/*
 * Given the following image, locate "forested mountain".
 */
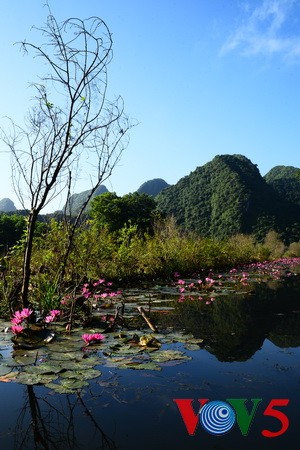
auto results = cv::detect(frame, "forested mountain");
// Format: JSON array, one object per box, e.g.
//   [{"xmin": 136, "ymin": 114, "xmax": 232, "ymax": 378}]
[
  {"xmin": 155, "ymin": 154, "xmax": 300, "ymax": 243},
  {"xmin": 264, "ymin": 166, "xmax": 300, "ymax": 206},
  {"xmin": 0, "ymin": 198, "xmax": 17, "ymax": 212},
  {"xmin": 64, "ymin": 185, "xmax": 108, "ymax": 216},
  {"xmin": 137, "ymin": 178, "xmax": 170, "ymax": 196}
]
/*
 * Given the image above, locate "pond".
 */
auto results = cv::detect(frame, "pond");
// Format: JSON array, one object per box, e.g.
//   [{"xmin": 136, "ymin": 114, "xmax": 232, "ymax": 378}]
[{"xmin": 1, "ymin": 262, "xmax": 300, "ymax": 449}]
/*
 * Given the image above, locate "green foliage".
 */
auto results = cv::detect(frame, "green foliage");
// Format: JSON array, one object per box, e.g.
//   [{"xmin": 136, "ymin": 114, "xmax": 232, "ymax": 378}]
[
  {"xmin": 0, "ymin": 214, "xmax": 26, "ymax": 252},
  {"xmin": 156, "ymin": 154, "xmax": 300, "ymax": 244},
  {"xmin": 263, "ymin": 231, "xmax": 286, "ymax": 259},
  {"xmin": 90, "ymin": 192, "xmax": 157, "ymax": 233},
  {"xmin": 264, "ymin": 165, "xmax": 300, "ymax": 202}
]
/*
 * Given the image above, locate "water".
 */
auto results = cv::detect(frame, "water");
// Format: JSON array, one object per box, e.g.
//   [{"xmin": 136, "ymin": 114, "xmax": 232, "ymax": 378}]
[{"xmin": 1, "ymin": 276, "xmax": 300, "ymax": 449}]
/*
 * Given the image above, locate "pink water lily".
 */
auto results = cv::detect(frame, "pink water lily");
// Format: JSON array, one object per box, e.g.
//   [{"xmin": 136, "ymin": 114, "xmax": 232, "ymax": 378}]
[
  {"xmin": 11, "ymin": 325, "xmax": 24, "ymax": 334},
  {"xmin": 20, "ymin": 308, "xmax": 33, "ymax": 319},
  {"xmin": 82, "ymin": 333, "xmax": 105, "ymax": 345},
  {"xmin": 45, "ymin": 315, "xmax": 54, "ymax": 323}
]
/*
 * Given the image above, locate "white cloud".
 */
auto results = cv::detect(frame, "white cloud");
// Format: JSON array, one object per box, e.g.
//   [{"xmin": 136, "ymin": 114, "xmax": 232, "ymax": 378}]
[{"xmin": 221, "ymin": 0, "xmax": 300, "ymax": 60}]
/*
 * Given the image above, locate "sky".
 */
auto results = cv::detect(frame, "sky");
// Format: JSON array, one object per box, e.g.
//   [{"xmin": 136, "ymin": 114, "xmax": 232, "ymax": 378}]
[{"xmin": 1, "ymin": 0, "xmax": 300, "ymax": 213}]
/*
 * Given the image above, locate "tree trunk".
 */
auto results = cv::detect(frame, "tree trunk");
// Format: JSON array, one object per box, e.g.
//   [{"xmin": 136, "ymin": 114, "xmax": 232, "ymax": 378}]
[{"xmin": 21, "ymin": 210, "xmax": 38, "ymax": 308}]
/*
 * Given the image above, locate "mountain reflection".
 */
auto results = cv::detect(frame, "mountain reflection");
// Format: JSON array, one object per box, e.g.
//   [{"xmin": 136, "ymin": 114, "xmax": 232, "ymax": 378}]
[{"xmin": 171, "ymin": 276, "xmax": 300, "ymax": 362}]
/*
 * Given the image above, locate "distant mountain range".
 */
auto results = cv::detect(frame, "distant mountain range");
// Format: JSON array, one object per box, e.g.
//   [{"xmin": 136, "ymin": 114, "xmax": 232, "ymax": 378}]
[{"xmin": 1, "ymin": 154, "xmax": 300, "ymax": 243}]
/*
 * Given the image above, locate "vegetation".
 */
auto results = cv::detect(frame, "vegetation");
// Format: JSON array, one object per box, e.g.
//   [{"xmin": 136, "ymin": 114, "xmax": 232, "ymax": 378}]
[
  {"xmin": 90, "ymin": 191, "xmax": 157, "ymax": 233},
  {"xmin": 1, "ymin": 208, "xmax": 300, "ymax": 316},
  {"xmin": 155, "ymin": 154, "xmax": 300, "ymax": 243}
]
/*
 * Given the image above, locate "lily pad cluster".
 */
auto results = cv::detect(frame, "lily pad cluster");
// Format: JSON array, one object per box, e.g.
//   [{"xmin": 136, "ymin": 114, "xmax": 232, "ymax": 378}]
[{"xmin": 0, "ymin": 321, "xmax": 204, "ymax": 393}]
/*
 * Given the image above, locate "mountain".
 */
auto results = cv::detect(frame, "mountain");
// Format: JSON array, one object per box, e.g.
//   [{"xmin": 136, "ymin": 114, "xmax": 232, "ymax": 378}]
[
  {"xmin": 155, "ymin": 154, "xmax": 300, "ymax": 243},
  {"xmin": 0, "ymin": 198, "xmax": 17, "ymax": 212},
  {"xmin": 137, "ymin": 178, "xmax": 170, "ymax": 196},
  {"xmin": 64, "ymin": 185, "xmax": 108, "ymax": 216},
  {"xmin": 264, "ymin": 166, "xmax": 300, "ymax": 207}
]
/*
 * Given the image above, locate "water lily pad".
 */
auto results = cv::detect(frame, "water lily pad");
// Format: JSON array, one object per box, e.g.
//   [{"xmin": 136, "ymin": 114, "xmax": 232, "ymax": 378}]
[
  {"xmin": 24, "ymin": 363, "xmax": 63, "ymax": 375},
  {"xmin": 60, "ymin": 368, "xmax": 101, "ymax": 380},
  {"xmin": 49, "ymin": 342, "xmax": 82, "ymax": 352},
  {"xmin": 16, "ymin": 372, "xmax": 58, "ymax": 385},
  {"xmin": 0, "ymin": 365, "xmax": 14, "ymax": 376},
  {"xmin": 110, "ymin": 344, "xmax": 144, "ymax": 356},
  {"xmin": 45, "ymin": 380, "xmax": 87, "ymax": 394},
  {"xmin": 119, "ymin": 361, "xmax": 161, "ymax": 371},
  {"xmin": 151, "ymin": 350, "xmax": 191, "ymax": 363},
  {"xmin": 56, "ymin": 360, "xmax": 97, "ymax": 371},
  {"xmin": 52, "ymin": 378, "xmax": 89, "ymax": 392},
  {"xmin": 10, "ymin": 349, "xmax": 45, "ymax": 366},
  {"xmin": 184, "ymin": 343, "xmax": 202, "ymax": 351},
  {"xmin": 49, "ymin": 351, "xmax": 84, "ymax": 361}
]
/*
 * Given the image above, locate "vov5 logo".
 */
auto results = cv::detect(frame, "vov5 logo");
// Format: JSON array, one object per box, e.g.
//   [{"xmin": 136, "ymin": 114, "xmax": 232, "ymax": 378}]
[{"xmin": 173, "ymin": 398, "xmax": 290, "ymax": 437}]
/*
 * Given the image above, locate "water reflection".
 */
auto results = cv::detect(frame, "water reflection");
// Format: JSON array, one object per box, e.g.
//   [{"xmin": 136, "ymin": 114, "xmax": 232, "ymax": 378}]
[
  {"xmin": 172, "ymin": 276, "xmax": 300, "ymax": 361},
  {"xmin": 1, "ymin": 277, "xmax": 300, "ymax": 450},
  {"xmin": 11, "ymin": 385, "xmax": 117, "ymax": 450}
]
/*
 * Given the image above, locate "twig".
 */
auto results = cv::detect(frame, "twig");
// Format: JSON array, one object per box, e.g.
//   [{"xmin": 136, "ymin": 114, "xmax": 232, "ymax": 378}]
[{"xmin": 137, "ymin": 306, "xmax": 158, "ymax": 332}]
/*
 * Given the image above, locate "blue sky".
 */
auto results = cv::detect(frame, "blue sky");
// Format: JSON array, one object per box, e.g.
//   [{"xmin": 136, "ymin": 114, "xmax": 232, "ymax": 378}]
[{"xmin": 1, "ymin": 0, "xmax": 300, "ymax": 212}]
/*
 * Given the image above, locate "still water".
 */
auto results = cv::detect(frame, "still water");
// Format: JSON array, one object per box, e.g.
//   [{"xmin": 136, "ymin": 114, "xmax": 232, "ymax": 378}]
[{"xmin": 1, "ymin": 277, "xmax": 300, "ymax": 450}]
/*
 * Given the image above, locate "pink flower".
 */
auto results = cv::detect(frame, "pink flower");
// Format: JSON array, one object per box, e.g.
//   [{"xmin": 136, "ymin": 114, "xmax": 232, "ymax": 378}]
[
  {"xmin": 12, "ymin": 311, "xmax": 23, "ymax": 324},
  {"xmin": 20, "ymin": 308, "xmax": 33, "ymax": 319},
  {"xmin": 109, "ymin": 292, "xmax": 117, "ymax": 297},
  {"xmin": 50, "ymin": 309, "xmax": 60, "ymax": 317},
  {"xmin": 45, "ymin": 315, "xmax": 54, "ymax": 323},
  {"xmin": 177, "ymin": 279, "xmax": 185, "ymax": 285},
  {"xmin": 11, "ymin": 325, "xmax": 24, "ymax": 334},
  {"xmin": 11, "ymin": 316, "xmax": 23, "ymax": 325},
  {"xmin": 82, "ymin": 333, "xmax": 105, "ymax": 345}
]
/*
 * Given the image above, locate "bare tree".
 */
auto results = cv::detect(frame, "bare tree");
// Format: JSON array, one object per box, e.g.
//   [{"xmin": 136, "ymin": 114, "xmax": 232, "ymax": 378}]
[{"xmin": 1, "ymin": 8, "xmax": 134, "ymax": 307}]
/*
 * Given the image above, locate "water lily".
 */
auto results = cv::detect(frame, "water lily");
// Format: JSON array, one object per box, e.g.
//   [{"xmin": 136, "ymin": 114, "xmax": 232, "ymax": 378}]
[
  {"xmin": 81, "ymin": 333, "xmax": 105, "ymax": 345},
  {"xmin": 45, "ymin": 315, "xmax": 55, "ymax": 323},
  {"xmin": 11, "ymin": 325, "xmax": 24, "ymax": 335},
  {"xmin": 20, "ymin": 308, "xmax": 33, "ymax": 319}
]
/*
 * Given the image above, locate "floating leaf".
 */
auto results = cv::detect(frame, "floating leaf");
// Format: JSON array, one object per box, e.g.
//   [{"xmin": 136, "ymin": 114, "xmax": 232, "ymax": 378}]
[
  {"xmin": 16, "ymin": 372, "xmax": 58, "ymax": 385},
  {"xmin": 25, "ymin": 363, "xmax": 63, "ymax": 375},
  {"xmin": 120, "ymin": 361, "xmax": 161, "ymax": 371},
  {"xmin": 151, "ymin": 350, "xmax": 191, "ymax": 363},
  {"xmin": 0, "ymin": 365, "xmax": 14, "ymax": 376},
  {"xmin": 45, "ymin": 381, "xmax": 85, "ymax": 394},
  {"xmin": 60, "ymin": 368, "xmax": 101, "ymax": 380},
  {"xmin": 110, "ymin": 344, "xmax": 144, "ymax": 356},
  {"xmin": 50, "ymin": 351, "xmax": 84, "ymax": 361}
]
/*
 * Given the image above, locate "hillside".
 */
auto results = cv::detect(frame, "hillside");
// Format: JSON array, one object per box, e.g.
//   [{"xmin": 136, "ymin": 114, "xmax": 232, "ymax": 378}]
[
  {"xmin": 0, "ymin": 198, "xmax": 17, "ymax": 212},
  {"xmin": 137, "ymin": 178, "xmax": 170, "ymax": 196},
  {"xmin": 264, "ymin": 166, "xmax": 300, "ymax": 207},
  {"xmin": 64, "ymin": 185, "xmax": 108, "ymax": 216},
  {"xmin": 155, "ymin": 154, "xmax": 300, "ymax": 243}
]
